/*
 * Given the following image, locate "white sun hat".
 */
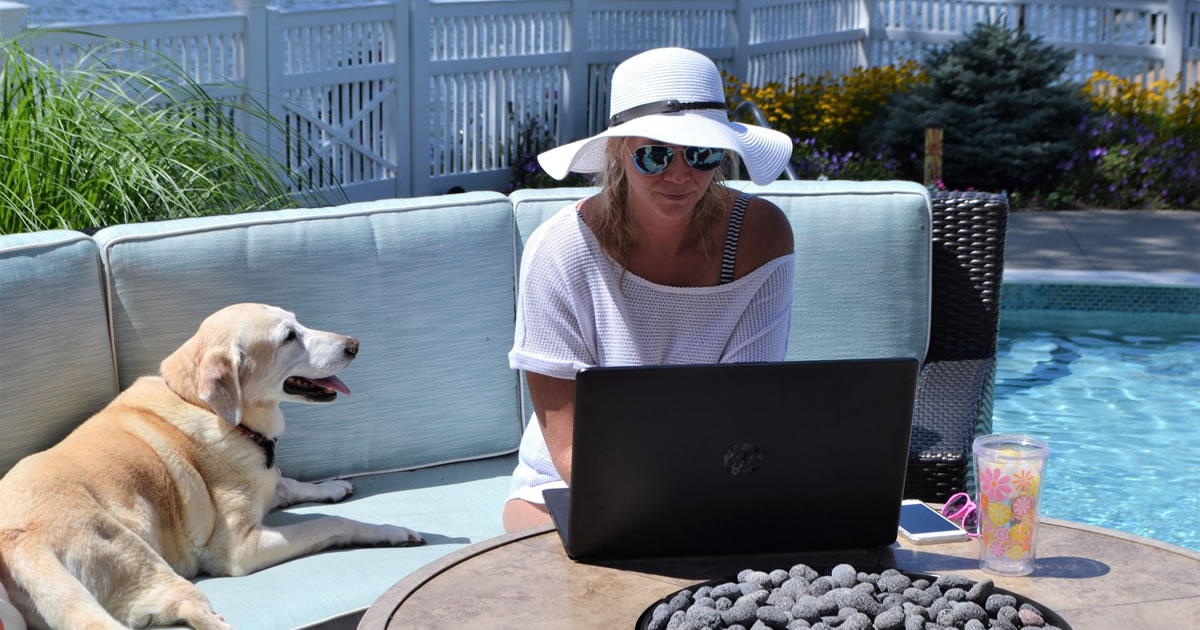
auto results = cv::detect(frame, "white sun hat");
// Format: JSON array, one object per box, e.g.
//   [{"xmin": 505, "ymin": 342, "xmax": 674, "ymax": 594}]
[{"xmin": 537, "ymin": 47, "xmax": 793, "ymax": 186}]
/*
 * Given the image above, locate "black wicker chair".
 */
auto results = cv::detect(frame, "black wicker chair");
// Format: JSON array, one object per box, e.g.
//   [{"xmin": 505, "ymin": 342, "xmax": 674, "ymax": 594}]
[{"xmin": 904, "ymin": 190, "xmax": 1010, "ymax": 502}]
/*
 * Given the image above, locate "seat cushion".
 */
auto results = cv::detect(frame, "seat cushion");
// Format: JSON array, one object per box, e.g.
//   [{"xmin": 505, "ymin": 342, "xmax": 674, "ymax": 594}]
[
  {"xmin": 192, "ymin": 454, "xmax": 515, "ymax": 630},
  {"xmin": 0, "ymin": 230, "xmax": 116, "ymax": 476},
  {"xmin": 90, "ymin": 193, "xmax": 523, "ymax": 481}
]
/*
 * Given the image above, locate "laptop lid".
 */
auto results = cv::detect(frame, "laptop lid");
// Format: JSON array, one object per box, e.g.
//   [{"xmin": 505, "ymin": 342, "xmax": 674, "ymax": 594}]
[{"xmin": 544, "ymin": 358, "xmax": 919, "ymax": 560}]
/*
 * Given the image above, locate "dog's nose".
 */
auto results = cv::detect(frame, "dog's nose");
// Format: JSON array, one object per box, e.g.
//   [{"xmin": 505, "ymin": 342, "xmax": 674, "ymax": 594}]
[{"xmin": 344, "ymin": 338, "xmax": 359, "ymax": 358}]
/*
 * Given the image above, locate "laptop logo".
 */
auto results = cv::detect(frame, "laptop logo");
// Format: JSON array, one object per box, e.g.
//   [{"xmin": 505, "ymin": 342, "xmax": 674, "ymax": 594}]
[{"xmin": 723, "ymin": 443, "xmax": 763, "ymax": 476}]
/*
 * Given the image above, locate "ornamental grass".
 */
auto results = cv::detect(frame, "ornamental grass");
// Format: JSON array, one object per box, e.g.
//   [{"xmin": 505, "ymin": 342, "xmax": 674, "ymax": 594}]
[{"xmin": 0, "ymin": 32, "xmax": 335, "ymax": 235}]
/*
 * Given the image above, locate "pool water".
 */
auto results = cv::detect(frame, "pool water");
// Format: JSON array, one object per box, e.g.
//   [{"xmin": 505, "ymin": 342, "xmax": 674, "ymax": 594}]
[{"xmin": 992, "ymin": 310, "xmax": 1200, "ymax": 552}]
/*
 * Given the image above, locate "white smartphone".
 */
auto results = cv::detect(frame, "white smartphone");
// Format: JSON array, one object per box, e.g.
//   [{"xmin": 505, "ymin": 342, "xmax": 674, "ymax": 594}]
[{"xmin": 898, "ymin": 499, "xmax": 971, "ymax": 544}]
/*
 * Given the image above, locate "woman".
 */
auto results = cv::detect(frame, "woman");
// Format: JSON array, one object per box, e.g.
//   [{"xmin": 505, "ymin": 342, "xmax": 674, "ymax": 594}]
[{"xmin": 503, "ymin": 47, "xmax": 797, "ymax": 532}]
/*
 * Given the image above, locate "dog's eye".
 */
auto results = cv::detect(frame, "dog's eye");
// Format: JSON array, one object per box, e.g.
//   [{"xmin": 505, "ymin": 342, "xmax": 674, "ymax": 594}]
[{"xmin": 283, "ymin": 329, "xmax": 297, "ymax": 343}]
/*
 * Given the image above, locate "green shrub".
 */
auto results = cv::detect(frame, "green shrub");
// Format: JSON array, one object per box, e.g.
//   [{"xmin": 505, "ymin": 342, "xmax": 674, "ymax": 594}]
[
  {"xmin": 0, "ymin": 32, "xmax": 335, "ymax": 235},
  {"xmin": 865, "ymin": 21, "xmax": 1089, "ymax": 193}
]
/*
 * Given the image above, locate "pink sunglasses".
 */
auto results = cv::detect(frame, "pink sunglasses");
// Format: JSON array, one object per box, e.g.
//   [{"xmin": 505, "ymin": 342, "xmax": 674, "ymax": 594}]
[{"xmin": 942, "ymin": 492, "xmax": 980, "ymax": 538}]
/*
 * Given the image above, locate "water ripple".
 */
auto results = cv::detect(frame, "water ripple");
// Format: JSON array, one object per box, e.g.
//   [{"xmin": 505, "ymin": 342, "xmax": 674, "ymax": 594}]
[{"xmin": 992, "ymin": 316, "xmax": 1200, "ymax": 552}]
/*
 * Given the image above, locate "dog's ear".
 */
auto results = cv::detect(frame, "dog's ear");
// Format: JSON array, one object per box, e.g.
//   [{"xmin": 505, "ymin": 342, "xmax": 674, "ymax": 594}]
[{"xmin": 196, "ymin": 345, "xmax": 244, "ymax": 426}]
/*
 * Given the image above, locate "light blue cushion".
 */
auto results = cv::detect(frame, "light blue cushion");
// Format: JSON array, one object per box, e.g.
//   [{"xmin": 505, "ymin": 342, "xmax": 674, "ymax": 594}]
[
  {"xmin": 510, "ymin": 181, "xmax": 932, "ymax": 364},
  {"xmin": 193, "ymin": 454, "xmax": 515, "ymax": 630},
  {"xmin": 729, "ymin": 180, "xmax": 931, "ymax": 363},
  {"xmin": 0, "ymin": 231, "xmax": 116, "ymax": 476},
  {"xmin": 90, "ymin": 193, "xmax": 523, "ymax": 481},
  {"xmin": 510, "ymin": 187, "xmax": 600, "ymax": 254}
]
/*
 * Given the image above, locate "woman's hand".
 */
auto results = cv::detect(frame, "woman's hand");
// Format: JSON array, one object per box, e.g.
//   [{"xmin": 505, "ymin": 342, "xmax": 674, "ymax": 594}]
[{"xmin": 526, "ymin": 371, "xmax": 577, "ymax": 484}]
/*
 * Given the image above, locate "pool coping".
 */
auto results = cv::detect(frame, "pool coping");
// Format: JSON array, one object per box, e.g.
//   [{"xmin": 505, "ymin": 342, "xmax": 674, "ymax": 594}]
[
  {"xmin": 1043, "ymin": 516, "xmax": 1200, "ymax": 562},
  {"xmin": 1004, "ymin": 269, "xmax": 1200, "ymax": 287}
]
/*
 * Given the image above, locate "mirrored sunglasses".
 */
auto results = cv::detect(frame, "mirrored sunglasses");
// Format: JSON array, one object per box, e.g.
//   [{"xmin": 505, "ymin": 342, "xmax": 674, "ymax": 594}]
[{"xmin": 630, "ymin": 145, "xmax": 725, "ymax": 175}]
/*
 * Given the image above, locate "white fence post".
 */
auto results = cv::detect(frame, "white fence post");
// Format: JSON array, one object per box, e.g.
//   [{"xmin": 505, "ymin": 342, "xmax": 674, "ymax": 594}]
[
  {"xmin": 0, "ymin": 1, "xmax": 28, "ymax": 41},
  {"xmin": 733, "ymin": 0, "xmax": 751, "ymax": 82},
  {"xmin": 1165, "ymin": 0, "xmax": 1187, "ymax": 87},
  {"xmin": 562, "ymin": 0, "xmax": 590, "ymax": 145},
  {"xmin": 232, "ymin": 0, "xmax": 273, "ymax": 167},
  {"xmin": 860, "ymin": 0, "xmax": 876, "ymax": 68},
  {"xmin": 392, "ymin": 0, "xmax": 412, "ymax": 198},
  {"xmin": 410, "ymin": 0, "xmax": 431, "ymax": 197}
]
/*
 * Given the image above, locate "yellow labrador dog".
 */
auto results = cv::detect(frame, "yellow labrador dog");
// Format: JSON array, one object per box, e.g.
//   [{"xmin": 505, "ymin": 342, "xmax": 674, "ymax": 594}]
[{"xmin": 0, "ymin": 303, "xmax": 423, "ymax": 630}]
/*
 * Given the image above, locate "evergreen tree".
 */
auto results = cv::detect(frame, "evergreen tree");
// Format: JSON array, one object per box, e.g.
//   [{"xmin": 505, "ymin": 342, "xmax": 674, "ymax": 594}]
[{"xmin": 865, "ymin": 21, "xmax": 1088, "ymax": 193}]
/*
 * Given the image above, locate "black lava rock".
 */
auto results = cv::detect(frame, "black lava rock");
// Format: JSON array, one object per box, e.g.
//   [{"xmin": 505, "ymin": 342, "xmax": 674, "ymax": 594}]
[
  {"xmin": 832, "ymin": 564, "xmax": 858, "ymax": 588},
  {"xmin": 985, "ymin": 594, "xmax": 1018, "ymax": 615},
  {"xmin": 873, "ymin": 606, "xmax": 905, "ymax": 630},
  {"xmin": 769, "ymin": 569, "xmax": 791, "ymax": 587},
  {"xmin": 808, "ymin": 577, "xmax": 834, "ymax": 597},
  {"xmin": 755, "ymin": 605, "xmax": 791, "ymax": 629},
  {"xmin": 790, "ymin": 599, "xmax": 821, "ymax": 623},
  {"xmin": 967, "ymin": 579, "xmax": 995, "ymax": 604},
  {"xmin": 721, "ymin": 601, "xmax": 758, "ymax": 626},
  {"xmin": 878, "ymin": 572, "xmax": 912, "ymax": 594},
  {"xmin": 650, "ymin": 569, "xmax": 1062, "ymax": 630},
  {"xmin": 935, "ymin": 574, "xmax": 972, "ymax": 590}
]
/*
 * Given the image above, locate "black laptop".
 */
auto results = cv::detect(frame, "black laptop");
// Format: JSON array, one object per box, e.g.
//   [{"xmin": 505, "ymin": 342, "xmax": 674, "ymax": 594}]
[{"xmin": 542, "ymin": 358, "xmax": 920, "ymax": 560}]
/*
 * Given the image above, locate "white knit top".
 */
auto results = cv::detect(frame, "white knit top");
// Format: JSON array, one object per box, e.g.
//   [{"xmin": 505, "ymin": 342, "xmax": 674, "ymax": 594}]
[{"xmin": 507, "ymin": 201, "xmax": 795, "ymax": 503}]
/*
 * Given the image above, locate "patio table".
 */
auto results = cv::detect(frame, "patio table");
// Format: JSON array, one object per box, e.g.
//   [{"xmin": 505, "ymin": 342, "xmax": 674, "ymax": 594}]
[{"xmin": 359, "ymin": 518, "xmax": 1200, "ymax": 629}]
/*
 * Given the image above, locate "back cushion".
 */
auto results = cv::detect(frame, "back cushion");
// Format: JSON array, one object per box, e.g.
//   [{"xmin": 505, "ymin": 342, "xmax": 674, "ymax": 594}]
[
  {"xmin": 511, "ymin": 180, "xmax": 931, "ymax": 366},
  {"xmin": 0, "ymin": 231, "xmax": 116, "ymax": 476},
  {"xmin": 735, "ymin": 180, "xmax": 931, "ymax": 362},
  {"xmin": 90, "ymin": 193, "xmax": 521, "ymax": 481}
]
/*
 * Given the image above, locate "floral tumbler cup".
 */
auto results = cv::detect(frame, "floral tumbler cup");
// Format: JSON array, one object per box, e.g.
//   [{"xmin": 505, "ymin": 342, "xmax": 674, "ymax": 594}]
[{"xmin": 972, "ymin": 433, "xmax": 1049, "ymax": 576}]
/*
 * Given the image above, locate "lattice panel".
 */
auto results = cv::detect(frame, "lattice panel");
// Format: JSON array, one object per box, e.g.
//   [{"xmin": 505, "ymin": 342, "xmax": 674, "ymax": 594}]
[
  {"xmin": 281, "ymin": 79, "xmax": 398, "ymax": 191},
  {"xmin": 869, "ymin": 38, "xmax": 940, "ymax": 68},
  {"xmin": 751, "ymin": 0, "xmax": 862, "ymax": 44},
  {"xmin": 281, "ymin": 19, "xmax": 394, "ymax": 75},
  {"xmin": 430, "ymin": 12, "xmax": 570, "ymax": 59},
  {"xmin": 588, "ymin": 8, "xmax": 735, "ymax": 50},
  {"xmin": 748, "ymin": 42, "xmax": 862, "ymax": 84},
  {"xmin": 876, "ymin": 0, "xmax": 1015, "ymax": 31},
  {"xmin": 1022, "ymin": 2, "xmax": 1167, "ymax": 46},
  {"xmin": 428, "ymin": 66, "xmax": 566, "ymax": 176},
  {"xmin": 25, "ymin": 31, "xmax": 244, "ymax": 83}
]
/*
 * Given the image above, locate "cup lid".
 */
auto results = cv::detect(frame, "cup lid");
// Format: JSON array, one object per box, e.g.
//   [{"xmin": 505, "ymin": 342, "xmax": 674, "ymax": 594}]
[{"xmin": 973, "ymin": 433, "xmax": 1049, "ymax": 459}]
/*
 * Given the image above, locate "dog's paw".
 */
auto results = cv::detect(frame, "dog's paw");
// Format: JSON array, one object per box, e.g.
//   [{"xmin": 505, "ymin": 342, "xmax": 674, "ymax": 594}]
[
  {"xmin": 317, "ymin": 479, "xmax": 354, "ymax": 502},
  {"xmin": 377, "ymin": 525, "xmax": 426, "ymax": 547}
]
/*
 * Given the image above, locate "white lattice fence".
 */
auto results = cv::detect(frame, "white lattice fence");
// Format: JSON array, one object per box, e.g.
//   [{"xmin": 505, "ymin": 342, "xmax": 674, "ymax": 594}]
[
  {"xmin": 747, "ymin": 0, "xmax": 865, "ymax": 82},
  {"xmin": 414, "ymin": 1, "xmax": 571, "ymax": 192},
  {"xmin": 867, "ymin": 0, "xmax": 1180, "ymax": 88},
  {"xmin": 273, "ymin": 5, "xmax": 401, "ymax": 197},
  {"xmin": 9, "ymin": 0, "xmax": 1199, "ymax": 199}
]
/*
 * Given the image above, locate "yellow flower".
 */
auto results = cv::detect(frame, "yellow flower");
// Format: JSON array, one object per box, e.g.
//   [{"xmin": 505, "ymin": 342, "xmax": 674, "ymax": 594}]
[
  {"xmin": 1009, "ymin": 520, "xmax": 1034, "ymax": 553},
  {"xmin": 988, "ymin": 501, "xmax": 1013, "ymax": 527}
]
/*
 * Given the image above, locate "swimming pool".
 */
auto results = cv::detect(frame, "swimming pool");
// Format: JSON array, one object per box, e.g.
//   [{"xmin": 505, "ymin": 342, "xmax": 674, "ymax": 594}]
[{"xmin": 992, "ymin": 299, "xmax": 1199, "ymax": 552}]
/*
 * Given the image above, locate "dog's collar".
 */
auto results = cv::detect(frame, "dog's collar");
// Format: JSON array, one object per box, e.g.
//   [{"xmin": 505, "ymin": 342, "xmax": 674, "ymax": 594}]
[{"xmin": 234, "ymin": 424, "xmax": 278, "ymax": 469}]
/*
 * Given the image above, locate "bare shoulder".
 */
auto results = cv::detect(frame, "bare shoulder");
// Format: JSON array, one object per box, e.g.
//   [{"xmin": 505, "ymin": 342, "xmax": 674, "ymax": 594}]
[{"xmin": 734, "ymin": 194, "xmax": 794, "ymax": 278}]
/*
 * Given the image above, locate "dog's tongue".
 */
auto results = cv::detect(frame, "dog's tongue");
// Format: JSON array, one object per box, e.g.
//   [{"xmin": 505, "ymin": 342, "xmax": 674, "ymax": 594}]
[{"xmin": 311, "ymin": 376, "xmax": 350, "ymax": 395}]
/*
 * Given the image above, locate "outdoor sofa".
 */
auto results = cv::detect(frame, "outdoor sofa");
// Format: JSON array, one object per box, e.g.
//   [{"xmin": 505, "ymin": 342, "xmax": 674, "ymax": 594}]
[{"xmin": 0, "ymin": 180, "xmax": 1007, "ymax": 629}]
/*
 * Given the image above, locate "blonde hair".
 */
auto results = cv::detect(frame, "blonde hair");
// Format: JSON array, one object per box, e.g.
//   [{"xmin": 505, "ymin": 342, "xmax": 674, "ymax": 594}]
[{"xmin": 590, "ymin": 137, "xmax": 729, "ymax": 270}]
